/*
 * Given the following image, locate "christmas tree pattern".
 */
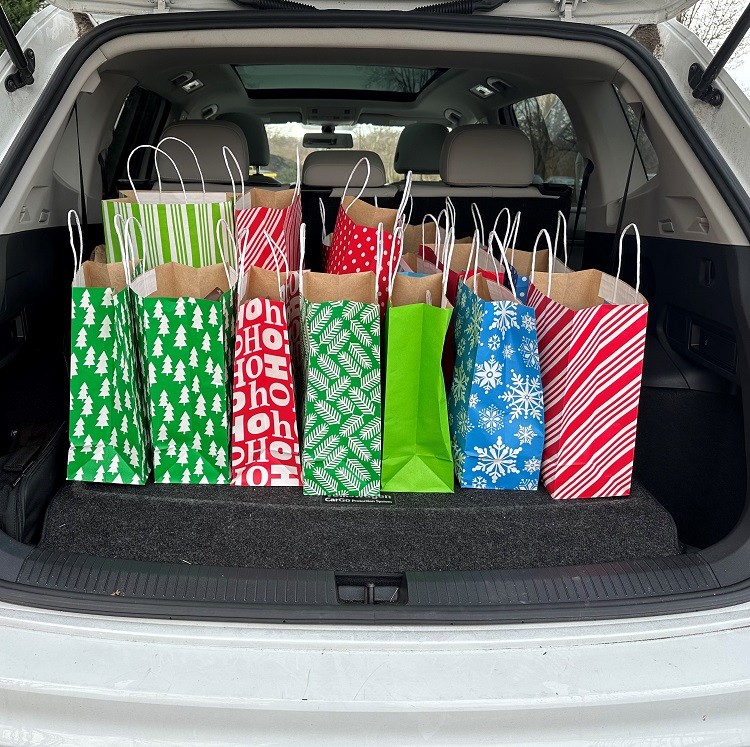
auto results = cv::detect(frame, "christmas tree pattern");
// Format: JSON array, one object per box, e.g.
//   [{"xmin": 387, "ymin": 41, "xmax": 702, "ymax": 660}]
[
  {"xmin": 67, "ymin": 284, "xmax": 150, "ymax": 483},
  {"xmin": 300, "ymin": 298, "xmax": 381, "ymax": 496},
  {"xmin": 136, "ymin": 292, "xmax": 233, "ymax": 483}
]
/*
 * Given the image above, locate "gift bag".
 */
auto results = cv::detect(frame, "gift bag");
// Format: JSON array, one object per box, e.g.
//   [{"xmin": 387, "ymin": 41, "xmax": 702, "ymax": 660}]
[
  {"xmin": 66, "ymin": 212, "xmax": 151, "ymax": 484},
  {"xmin": 130, "ymin": 220, "xmax": 237, "ymax": 484},
  {"xmin": 298, "ymin": 240, "xmax": 381, "ymax": 497},
  {"xmin": 382, "ymin": 242, "xmax": 454, "ymax": 493},
  {"xmin": 526, "ymin": 224, "xmax": 648, "ymax": 499},
  {"xmin": 327, "ymin": 158, "xmax": 412, "ymax": 314},
  {"xmin": 231, "ymin": 238, "xmax": 301, "ymax": 486},
  {"xmin": 449, "ymin": 237, "xmax": 544, "ymax": 490},
  {"xmin": 227, "ymin": 147, "xmax": 303, "ymax": 273},
  {"xmin": 102, "ymin": 140, "xmax": 235, "ymax": 268}
]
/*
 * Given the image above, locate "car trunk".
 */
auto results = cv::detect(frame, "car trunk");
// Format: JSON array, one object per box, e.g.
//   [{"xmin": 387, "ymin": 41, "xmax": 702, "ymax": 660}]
[{"xmin": 0, "ymin": 9, "xmax": 748, "ymax": 620}]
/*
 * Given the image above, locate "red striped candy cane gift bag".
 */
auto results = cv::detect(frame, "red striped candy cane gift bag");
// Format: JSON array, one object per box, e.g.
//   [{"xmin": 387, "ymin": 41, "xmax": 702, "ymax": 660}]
[{"xmin": 526, "ymin": 224, "xmax": 648, "ymax": 500}]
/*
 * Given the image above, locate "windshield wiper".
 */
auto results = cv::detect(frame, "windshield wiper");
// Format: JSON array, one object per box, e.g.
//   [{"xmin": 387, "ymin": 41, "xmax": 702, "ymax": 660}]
[{"xmin": 413, "ymin": 0, "xmax": 508, "ymax": 11}]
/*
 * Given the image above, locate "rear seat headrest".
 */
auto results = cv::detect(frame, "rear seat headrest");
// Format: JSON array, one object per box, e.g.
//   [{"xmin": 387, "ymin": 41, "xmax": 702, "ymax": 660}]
[
  {"xmin": 217, "ymin": 112, "xmax": 270, "ymax": 168},
  {"xmin": 394, "ymin": 123, "xmax": 449, "ymax": 175},
  {"xmin": 440, "ymin": 125, "xmax": 534, "ymax": 188},
  {"xmin": 156, "ymin": 120, "xmax": 250, "ymax": 185},
  {"xmin": 302, "ymin": 150, "xmax": 387, "ymax": 188}
]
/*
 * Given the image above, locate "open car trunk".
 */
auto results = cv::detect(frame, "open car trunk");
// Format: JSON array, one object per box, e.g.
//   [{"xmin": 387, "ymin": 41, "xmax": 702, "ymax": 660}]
[{"xmin": 0, "ymin": 9, "xmax": 748, "ymax": 621}]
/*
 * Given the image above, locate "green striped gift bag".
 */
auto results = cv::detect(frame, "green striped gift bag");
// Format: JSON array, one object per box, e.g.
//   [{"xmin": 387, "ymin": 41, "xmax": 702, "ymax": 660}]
[{"xmin": 102, "ymin": 141, "xmax": 235, "ymax": 269}]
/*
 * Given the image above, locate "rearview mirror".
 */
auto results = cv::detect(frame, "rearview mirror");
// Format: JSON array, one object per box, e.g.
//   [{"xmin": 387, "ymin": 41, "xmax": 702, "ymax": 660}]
[{"xmin": 302, "ymin": 132, "xmax": 354, "ymax": 149}]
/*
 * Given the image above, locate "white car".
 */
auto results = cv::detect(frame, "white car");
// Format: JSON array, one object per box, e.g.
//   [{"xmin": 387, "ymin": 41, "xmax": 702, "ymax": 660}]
[{"xmin": 1, "ymin": 1, "xmax": 750, "ymax": 743}]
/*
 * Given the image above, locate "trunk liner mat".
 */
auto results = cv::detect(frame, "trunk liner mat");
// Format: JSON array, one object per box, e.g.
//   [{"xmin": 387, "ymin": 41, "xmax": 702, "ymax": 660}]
[{"xmin": 38, "ymin": 481, "xmax": 679, "ymax": 572}]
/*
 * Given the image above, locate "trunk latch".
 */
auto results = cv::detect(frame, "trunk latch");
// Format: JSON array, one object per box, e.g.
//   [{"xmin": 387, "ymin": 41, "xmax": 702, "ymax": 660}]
[{"xmin": 335, "ymin": 573, "xmax": 408, "ymax": 605}]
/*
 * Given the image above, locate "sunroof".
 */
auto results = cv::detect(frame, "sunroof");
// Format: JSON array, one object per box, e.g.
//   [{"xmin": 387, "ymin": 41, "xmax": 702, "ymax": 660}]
[{"xmin": 234, "ymin": 64, "xmax": 446, "ymax": 100}]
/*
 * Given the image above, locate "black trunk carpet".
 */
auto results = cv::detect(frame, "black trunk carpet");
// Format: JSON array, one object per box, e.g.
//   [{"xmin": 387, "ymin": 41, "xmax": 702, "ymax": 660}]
[{"xmin": 39, "ymin": 481, "xmax": 679, "ymax": 572}]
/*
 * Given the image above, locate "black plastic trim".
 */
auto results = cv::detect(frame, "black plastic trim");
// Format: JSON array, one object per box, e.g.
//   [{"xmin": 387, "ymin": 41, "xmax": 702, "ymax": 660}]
[{"xmin": 10, "ymin": 547, "xmax": 721, "ymax": 623}]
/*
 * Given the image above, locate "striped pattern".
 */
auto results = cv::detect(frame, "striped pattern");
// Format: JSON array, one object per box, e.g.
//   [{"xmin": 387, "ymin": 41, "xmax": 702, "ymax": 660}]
[
  {"xmin": 527, "ymin": 283, "xmax": 648, "ymax": 500},
  {"xmin": 235, "ymin": 193, "xmax": 302, "ymax": 273},
  {"xmin": 102, "ymin": 199, "xmax": 235, "ymax": 268}
]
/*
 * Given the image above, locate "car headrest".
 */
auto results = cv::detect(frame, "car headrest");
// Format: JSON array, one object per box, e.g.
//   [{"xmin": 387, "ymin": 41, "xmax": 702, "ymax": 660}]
[
  {"xmin": 302, "ymin": 150, "xmax": 387, "ymax": 188},
  {"xmin": 156, "ymin": 120, "xmax": 250, "ymax": 186},
  {"xmin": 216, "ymin": 112, "xmax": 270, "ymax": 168},
  {"xmin": 394, "ymin": 123, "xmax": 449, "ymax": 175},
  {"xmin": 440, "ymin": 125, "xmax": 534, "ymax": 187}
]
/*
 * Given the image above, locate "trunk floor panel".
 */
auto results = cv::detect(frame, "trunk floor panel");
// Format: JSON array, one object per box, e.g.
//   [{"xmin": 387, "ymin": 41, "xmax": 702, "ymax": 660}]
[{"xmin": 39, "ymin": 481, "xmax": 679, "ymax": 572}]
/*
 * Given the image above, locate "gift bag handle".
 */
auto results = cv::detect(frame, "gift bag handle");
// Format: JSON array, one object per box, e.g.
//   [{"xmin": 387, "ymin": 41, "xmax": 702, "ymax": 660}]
[
  {"xmin": 489, "ymin": 230, "xmax": 517, "ymax": 300},
  {"xmin": 484, "ymin": 230, "xmax": 505, "ymax": 291},
  {"xmin": 441, "ymin": 226, "xmax": 455, "ymax": 302},
  {"xmin": 298, "ymin": 223, "xmax": 306, "ymax": 299},
  {"xmin": 127, "ymin": 144, "xmax": 185, "ymax": 204},
  {"xmin": 342, "ymin": 157, "xmax": 371, "ymax": 213},
  {"xmin": 113, "ymin": 213, "xmax": 136, "ymax": 285},
  {"xmin": 292, "ymin": 145, "xmax": 301, "ymax": 201},
  {"xmin": 375, "ymin": 222, "xmax": 384, "ymax": 302},
  {"xmin": 214, "ymin": 218, "xmax": 237, "ymax": 291},
  {"xmin": 421, "ymin": 212, "xmax": 441, "ymax": 259},
  {"xmin": 554, "ymin": 210, "xmax": 569, "ymax": 268},
  {"xmin": 471, "ymin": 202, "xmax": 485, "ymax": 248},
  {"xmin": 157, "ymin": 136, "xmax": 207, "ymax": 198},
  {"xmin": 319, "ymin": 198, "xmax": 328, "ymax": 243},
  {"xmin": 529, "ymin": 229, "xmax": 554, "ymax": 297},
  {"xmin": 615, "ymin": 223, "xmax": 641, "ymax": 303},
  {"xmin": 222, "ymin": 145, "xmax": 245, "ymax": 201},
  {"xmin": 122, "ymin": 216, "xmax": 150, "ymax": 284},
  {"xmin": 68, "ymin": 209, "xmax": 84, "ymax": 286},
  {"xmin": 386, "ymin": 224, "xmax": 405, "ymax": 301},
  {"xmin": 471, "ymin": 230, "xmax": 482, "ymax": 295},
  {"xmin": 235, "ymin": 226, "xmax": 251, "ymax": 300},
  {"xmin": 394, "ymin": 170, "xmax": 413, "ymax": 231},
  {"xmin": 264, "ymin": 230, "xmax": 288, "ymax": 300}
]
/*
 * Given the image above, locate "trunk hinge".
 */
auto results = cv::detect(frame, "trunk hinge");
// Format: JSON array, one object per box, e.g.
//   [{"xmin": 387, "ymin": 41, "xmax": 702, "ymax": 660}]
[
  {"xmin": 1, "ymin": 4, "xmax": 35, "ymax": 93},
  {"xmin": 554, "ymin": 0, "xmax": 584, "ymax": 20},
  {"xmin": 689, "ymin": 0, "xmax": 750, "ymax": 107}
]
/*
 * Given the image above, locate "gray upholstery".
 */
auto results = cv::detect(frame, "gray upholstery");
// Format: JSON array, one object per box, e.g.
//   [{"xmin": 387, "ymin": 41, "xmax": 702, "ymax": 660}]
[
  {"xmin": 394, "ymin": 123, "xmax": 449, "ymax": 175},
  {"xmin": 440, "ymin": 125, "xmax": 534, "ymax": 187},
  {"xmin": 302, "ymin": 150, "xmax": 387, "ymax": 188},
  {"xmin": 156, "ymin": 120, "xmax": 249, "ymax": 189},
  {"xmin": 216, "ymin": 112, "xmax": 271, "ymax": 168}
]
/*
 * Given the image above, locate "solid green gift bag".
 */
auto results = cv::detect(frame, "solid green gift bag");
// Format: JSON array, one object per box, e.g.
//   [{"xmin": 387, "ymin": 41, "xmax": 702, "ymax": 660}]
[{"xmin": 381, "ymin": 264, "xmax": 454, "ymax": 493}]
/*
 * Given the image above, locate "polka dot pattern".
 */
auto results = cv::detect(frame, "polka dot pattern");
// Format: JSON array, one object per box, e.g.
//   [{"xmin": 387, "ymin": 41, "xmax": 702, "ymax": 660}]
[{"xmin": 327, "ymin": 207, "xmax": 401, "ymax": 315}]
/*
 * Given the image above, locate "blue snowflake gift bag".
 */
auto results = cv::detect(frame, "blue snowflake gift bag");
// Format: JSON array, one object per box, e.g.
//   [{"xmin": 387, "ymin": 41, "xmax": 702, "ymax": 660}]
[{"xmin": 448, "ymin": 232, "xmax": 545, "ymax": 490}]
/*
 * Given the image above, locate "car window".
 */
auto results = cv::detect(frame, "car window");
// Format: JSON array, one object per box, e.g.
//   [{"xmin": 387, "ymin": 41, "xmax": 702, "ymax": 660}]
[
  {"xmin": 267, "ymin": 123, "xmax": 424, "ymax": 183},
  {"xmin": 614, "ymin": 86, "xmax": 659, "ymax": 180},
  {"xmin": 512, "ymin": 94, "xmax": 579, "ymax": 187}
]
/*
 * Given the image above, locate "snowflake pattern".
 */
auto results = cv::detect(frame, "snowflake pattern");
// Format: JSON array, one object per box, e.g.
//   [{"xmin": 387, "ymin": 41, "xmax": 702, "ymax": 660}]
[
  {"xmin": 474, "ymin": 355, "xmax": 503, "ymax": 393},
  {"xmin": 489, "ymin": 301, "xmax": 520, "ymax": 338},
  {"xmin": 478, "ymin": 404, "xmax": 503, "ymax": 434},
  {"xmin": 502, "ymin": 372, "xmax": 544, "ymax": 422},
  {"xmin": 519, "ymin": 337, "xmax": 540, "ymax": 369},
  {"xmin": 524, "ymin": 456, "xmax": 541, "ymax": 474},
  {"xmin": 487, "ymin": 334, "xmax": 502, "ymax": 351},
  {"xmin": 515, "ymin": 425, "xmax": 536, "ymax": 445},
  {"xmin": 449, "ymin": 279, "xmax": 544, "ymax": 490},
  {"xmin": 471, "ymin": 436, "xmax": 522, "ymax": 483}
]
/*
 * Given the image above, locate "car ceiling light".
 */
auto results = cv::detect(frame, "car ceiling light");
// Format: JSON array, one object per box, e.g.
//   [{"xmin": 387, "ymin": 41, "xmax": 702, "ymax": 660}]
[
  {"xmin": 470, "ymin": 83, "xmax": 494, "ymax": 99},
  {"xmin": 182, "ymin": 79, "xmax": 204, "ymax": 93}
]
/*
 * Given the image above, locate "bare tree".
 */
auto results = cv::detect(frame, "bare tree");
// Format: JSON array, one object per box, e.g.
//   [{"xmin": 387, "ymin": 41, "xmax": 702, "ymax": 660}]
[{"xmin": 678, "ymin": 0, "xmax": 750, "ymax": 65}]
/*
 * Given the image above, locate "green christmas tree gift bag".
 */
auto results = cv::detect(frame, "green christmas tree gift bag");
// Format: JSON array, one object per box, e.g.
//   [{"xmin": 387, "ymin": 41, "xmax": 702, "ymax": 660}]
[
  {"xmin": 130, "ymin": 220, "xmax": 238, "ymax": 484},
  {"xmin": 102, "ymin": 141, "xmax": 235, "ymax": 268},
  {"xmin": 297, "ymin": 236, "xmax": 382, "ymax": 497},
  {"xmin": 67, "ymin": 212, "xmax": 151, "ymax": 484},
  {"xmin": 381, "ymin": 265, "xmax": 454, "ymax": 493}
]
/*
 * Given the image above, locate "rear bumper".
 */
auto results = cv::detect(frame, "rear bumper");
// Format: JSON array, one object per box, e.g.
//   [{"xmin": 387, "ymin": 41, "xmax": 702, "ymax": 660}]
[{"xmin": 1, "ymin": 600, "xmax": 750, "ymax": 744}]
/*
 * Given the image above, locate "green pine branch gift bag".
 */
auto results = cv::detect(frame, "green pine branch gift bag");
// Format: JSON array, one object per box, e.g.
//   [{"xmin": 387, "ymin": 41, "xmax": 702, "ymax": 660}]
[
  {"xmin": 102, "ymin": 141, "xmax": 235, "ymax": 268},
  {"xmin": 129, "ymin": 220, "xmax": 238, "ymax": 484},
  {"xmin": 296, "ymin": 235, "xmax": 382, "ymax": 497},
  {"xmin": 381, "ymin": 256, "xmax": 454, "ymax": 493},
  {"xmin": 67, "ymin": 212, "xmax": 151, "ymax": 484}
]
